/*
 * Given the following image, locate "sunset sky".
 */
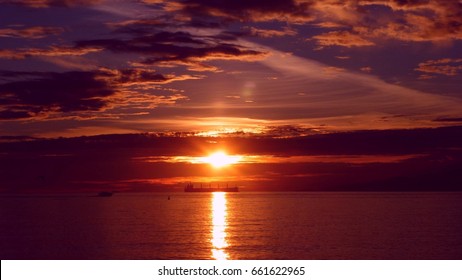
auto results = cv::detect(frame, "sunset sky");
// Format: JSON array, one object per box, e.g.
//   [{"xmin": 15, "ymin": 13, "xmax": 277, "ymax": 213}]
[{"xmin": 1, "ymin": 0, "xmax": 462, "ymax": 192}]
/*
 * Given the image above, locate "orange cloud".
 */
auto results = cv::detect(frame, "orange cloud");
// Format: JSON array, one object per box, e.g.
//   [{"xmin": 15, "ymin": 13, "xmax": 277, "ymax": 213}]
[
  {"xmin": 0, "ymin": 26, "xmax": 64, "ymax": 39},
  {"xmin": 360, "ymin": 66, "xmax": 372, "ymax": 73},
  {"xmin": 0, "ymin": 46, "xmax": 102, "ymax": 59},
  {"xmin": 309, "ymin": 0, "xmax": 462, "ymax": 47},
  {"xmin": 135, "ymin": 0, "xmax": 462, "ymax": 47},
  {"xmin": 247, "ymin": 26, "xmax": 297, "ymax": 38},
  {"xmin": 356, "ymin": 12, "xmax": 462, "ymax": 43},
  {"xmin": 415, "ymin": 58, "xmax": 462, "ymax": 77},
  {"xmin": 322, "ymin": 66, "xmax": 346, "ymax": 77},
  {"xmin": 312, "ymin": 31, "xmax": 375, "ymax": 48}
]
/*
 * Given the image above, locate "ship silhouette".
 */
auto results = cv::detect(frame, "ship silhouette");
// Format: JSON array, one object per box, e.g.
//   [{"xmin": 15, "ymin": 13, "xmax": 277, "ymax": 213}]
[{"xmin": 184, "ymin": 182, "xmax": 238, "ymax": 192}]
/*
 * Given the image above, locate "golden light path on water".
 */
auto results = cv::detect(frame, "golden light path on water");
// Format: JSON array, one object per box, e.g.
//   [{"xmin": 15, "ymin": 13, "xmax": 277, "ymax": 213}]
[{"xmin": 211, "ymin": 192, "xmax": 228, "ymax": 260}]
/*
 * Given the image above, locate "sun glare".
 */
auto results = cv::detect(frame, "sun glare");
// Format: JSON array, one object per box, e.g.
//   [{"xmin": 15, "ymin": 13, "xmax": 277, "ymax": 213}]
[{"xmin": 204, "ymin": 151, "xmax": 242, "ymax": 168}]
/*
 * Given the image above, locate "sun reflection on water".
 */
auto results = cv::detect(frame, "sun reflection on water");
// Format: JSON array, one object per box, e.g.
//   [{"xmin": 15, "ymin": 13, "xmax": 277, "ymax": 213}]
[{"xmin": 211, "ymin": 192, "xmax": 228, "ymax": 260}]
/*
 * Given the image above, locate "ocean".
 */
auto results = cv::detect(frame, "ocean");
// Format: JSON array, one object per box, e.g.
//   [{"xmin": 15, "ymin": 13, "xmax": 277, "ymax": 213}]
[{"xmin": 1, "ymin": 192, "xmax": 461, "ymax": 259}]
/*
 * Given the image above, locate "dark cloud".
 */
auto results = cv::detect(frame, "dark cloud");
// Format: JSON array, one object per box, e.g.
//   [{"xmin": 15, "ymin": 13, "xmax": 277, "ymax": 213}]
[
  {"xmin": 433, "ymin": 117, "xmax": 462, "ymax": 123},
  {"xmin": 108, "ymin": 17, "xmax": 224, "ymax": 34},
  {"xmin": 0, "ymin": 110, "xmax": 33, "ymax": 120},
  {"xmin": 138, "ymin": 0, "xmax": 462, "ymax": 45},
  {"xmin": 148, "ymin": 0, "xmax": 314, "ymax": 23},
  {"xmin": 137, "ymin": 0, "xmax": 462, "ymax": 45},
  {"xmin": 133, "ymin": 1, "xmax": 462, "ymax": 48},
  {"xmin": 0, "ymin": 0, "xmax": 102, "ymax": 8},
  {"xmin": 261, "ymin": 125, "xmax": 322, "ymax": 138},
  {"xmin": 76, "ymin": 31, "xmax": 267, "ymax": 71},
  {"xmin": 0, "ymin": 69, "xmax": 192, "ymax": 120},
  {"xmin": 195, "ymin": 0, "xmax": 311, "ymax": 22},
  {"xmin": 97, "ymin": 68, "xmax": 194, "ymax": 87},
  {"xmin": 0, "ymin": 71, "xmax": 113, "ymax": 120}
]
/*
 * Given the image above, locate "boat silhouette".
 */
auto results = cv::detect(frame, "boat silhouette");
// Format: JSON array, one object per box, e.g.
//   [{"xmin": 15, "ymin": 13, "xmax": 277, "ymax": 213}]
[{"xmin": 184, "ymin": 182, "xmax": 238, "ymax": 192}]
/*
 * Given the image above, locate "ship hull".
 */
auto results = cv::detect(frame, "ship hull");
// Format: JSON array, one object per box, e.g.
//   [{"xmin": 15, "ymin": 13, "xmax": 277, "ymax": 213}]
[
  {"xmin": 184, "ymin": 183, "xmax": 238, "ymax": 192},
  {"xmin": 184, "ymin": 187, "xmax": 238, "ymax": 192}
]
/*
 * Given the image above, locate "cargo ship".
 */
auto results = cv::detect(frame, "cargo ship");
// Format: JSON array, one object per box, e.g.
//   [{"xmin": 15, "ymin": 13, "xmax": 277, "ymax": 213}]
[{"xmin": 184, "ymin": 182, "xmax": 238, "ymax": 192}]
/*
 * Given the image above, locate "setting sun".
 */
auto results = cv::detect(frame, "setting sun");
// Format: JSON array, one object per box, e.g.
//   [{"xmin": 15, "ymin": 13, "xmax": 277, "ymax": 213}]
[{"xmin": 203, "ymin": 151, "xmax": 242, "ymax": 168}]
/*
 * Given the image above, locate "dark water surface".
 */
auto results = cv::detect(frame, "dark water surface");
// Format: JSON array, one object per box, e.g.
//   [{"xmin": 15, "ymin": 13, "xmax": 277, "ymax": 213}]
[{"xmin": 1, "ymin": 192, "xmax": 461, "ymax": 259}]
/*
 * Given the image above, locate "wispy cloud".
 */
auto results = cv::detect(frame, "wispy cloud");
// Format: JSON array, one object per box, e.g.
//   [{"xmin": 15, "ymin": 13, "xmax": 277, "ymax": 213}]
[
  {"xmin": 0, "ymin": 26, "xmax": 64, "ymax": 39},
  {"xmin": 245, "ymin": 26, "xmax": 297, "ymax": 38},
  {"xmin": 250, "ymin": 45, "xmax": 462, "ymax": 129},
  {"xmin": 312, "ymin": 31, "xmax": 375, "ymax": 48},
  {"xmin": 0, "ymin": 45, "xmax": 102, "ymax": 59},
  {"xmin": 415, "ymin": 58, "xmax": 462, "ymax": 78}
]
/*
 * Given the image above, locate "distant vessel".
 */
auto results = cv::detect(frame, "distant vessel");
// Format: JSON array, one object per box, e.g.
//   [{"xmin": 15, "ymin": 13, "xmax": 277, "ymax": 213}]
[
  {"xmin": 184, "ymin": 183, "xmax": 238, "ymax": 192},
  {"xmin": 97, "ymin": 191, "xmax": 113, "ymax": 197}
]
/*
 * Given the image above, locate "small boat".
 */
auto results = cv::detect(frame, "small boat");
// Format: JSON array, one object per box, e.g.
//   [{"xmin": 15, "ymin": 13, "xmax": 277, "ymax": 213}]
[
  {"xmin": 97, "ymin": 191, "xmax": 113, "ymax": 197},
  {"xmin": 184, "ymin": 183, "xmax": 238, "ymax": 192}
]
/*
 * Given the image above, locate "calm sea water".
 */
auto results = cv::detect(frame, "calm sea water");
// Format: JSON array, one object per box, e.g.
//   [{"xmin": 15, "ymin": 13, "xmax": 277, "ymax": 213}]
[{"xmin": 1, "ymin": 192, "xmax": 461, "ymax": 260}]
